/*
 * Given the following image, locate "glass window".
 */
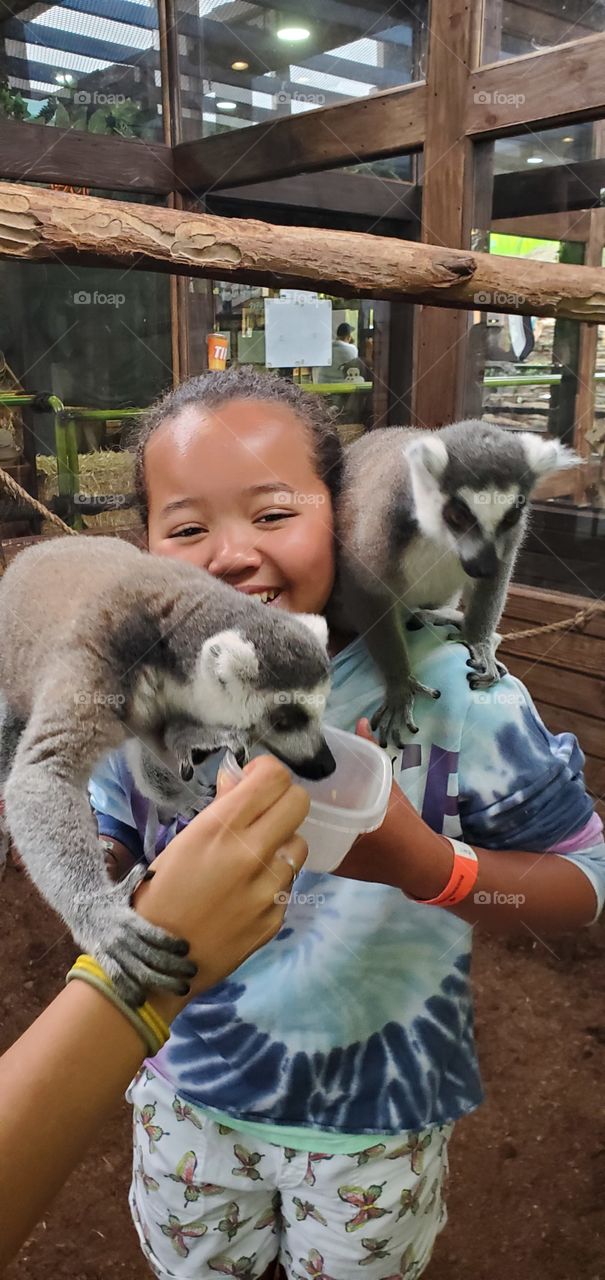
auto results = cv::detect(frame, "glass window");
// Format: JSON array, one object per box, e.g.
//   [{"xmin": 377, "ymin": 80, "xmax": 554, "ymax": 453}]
[
  {"xmin": 483, "ymin": 0, "xmax": 605, "ymax": 60},
  {"xmin": 176, "ymin": 0, "xmax": 428, "ymax": 143},
  {"xmin": 0, "ymin": 234, "xmax": 171, "ymax": 537},
  {"xmin": 186, "ymin": 277, "xmax": 392, "ymax": 437},
  {"xmin": 0, "ymin": 0, "xmax": 162, "ymax": 139}
]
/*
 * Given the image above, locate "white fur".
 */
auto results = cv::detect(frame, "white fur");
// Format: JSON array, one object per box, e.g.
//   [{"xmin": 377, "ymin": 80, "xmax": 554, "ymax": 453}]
[
  {"xmin": 458, "ymin": 484, "xmax": 520, "ymax": 535},
  {"xmin": 407, "ymin": 434, "xmax": 449, "ymax": 481},
  {"xmin": 295, "ymin": 613, "xmax": 329, "ymax": 650},
  {"xmin": 518, "ymin": 433, "xmax": 577, "ymax": 477}
]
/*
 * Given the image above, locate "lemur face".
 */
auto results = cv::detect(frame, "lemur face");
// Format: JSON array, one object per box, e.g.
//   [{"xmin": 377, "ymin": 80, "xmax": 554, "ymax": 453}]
[
  {"xmin": 441, "ymin": 485, "xmax": 527, "ymax": 578},
  {"xmin": 183, "ymin": 627, "xmax": 335, "ymax": 780}
]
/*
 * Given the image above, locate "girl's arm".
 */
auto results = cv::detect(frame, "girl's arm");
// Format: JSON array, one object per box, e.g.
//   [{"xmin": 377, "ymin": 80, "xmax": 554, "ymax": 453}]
[
  {"xmin": 338, "ymin": 721, "xmax": 601, "ymax": 934},
  {"xmin": 0, "ymin": 756, "xmax": 309, "ymax": 1269}
]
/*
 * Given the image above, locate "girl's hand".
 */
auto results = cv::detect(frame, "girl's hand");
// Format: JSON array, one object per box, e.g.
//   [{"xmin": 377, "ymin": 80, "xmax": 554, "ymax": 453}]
[{"xmin": 133, "ymin": 755, "xmax": 309, "ymax": 1014}]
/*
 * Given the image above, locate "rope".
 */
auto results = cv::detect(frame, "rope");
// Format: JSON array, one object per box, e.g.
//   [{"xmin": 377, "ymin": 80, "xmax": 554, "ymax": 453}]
[
  {"xmin": 0, "ymin": 464, "xmax": 78, "ymax": 536},
  {"xmin": 501, "ymin": 598, "xmax": 605, "ymax": 643}
]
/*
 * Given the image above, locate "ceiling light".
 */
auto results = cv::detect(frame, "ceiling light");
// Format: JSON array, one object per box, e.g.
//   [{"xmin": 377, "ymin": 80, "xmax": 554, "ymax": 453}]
[
  {"xmin": 526, "ymin": 155, "xmax": 544, "ymax": 164},
  {"xmin": 231, "ymin": 60, "xmax": 249, "ymax": 70},
  {"xmin": 562, "ymin": 135, "xmax": 574, "ymax": 143},
  {"xmin": 277, "ymin": 25, "xmax": 310, "ymax": 41},
  {"xmin": 216, "ymin": 100, "xmax": 237, "ymax": 110}
]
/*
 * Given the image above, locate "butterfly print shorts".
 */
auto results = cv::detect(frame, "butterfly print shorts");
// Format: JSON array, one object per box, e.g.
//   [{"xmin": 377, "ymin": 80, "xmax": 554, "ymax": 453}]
[{"xmin": 127, "ymin": 1065, "xmax": 452, "ymax": 1279}]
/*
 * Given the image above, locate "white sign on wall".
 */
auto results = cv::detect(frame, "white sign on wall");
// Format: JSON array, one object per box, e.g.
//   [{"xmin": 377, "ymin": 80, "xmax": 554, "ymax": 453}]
[{"xmin": 264, "ymin": 297, "xmax": 332, "ymax": 368}]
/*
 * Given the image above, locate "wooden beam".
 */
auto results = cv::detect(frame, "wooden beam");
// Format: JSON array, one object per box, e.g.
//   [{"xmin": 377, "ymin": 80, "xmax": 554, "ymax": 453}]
[
  {"xmin": 491, "ymin": 211, "xmax": 593, "ymax": 242},
  {"xmin": 412, "ymin": 0, "xmax": 483, "ymax": 428},
  {"xmin": 174, "ymin": 81, "xmax": 427, "ymax": 191},
  {"xmin": 574, "ymin": 129, "xmax": 605, "ymax": 503},
  {"xmin": 468, "ymin": 35, "xmax": 605, "ymax": 137},
  {"xmin": 491, "ymin": 158, "xmax": 605, "ymax": 219},
  {"xmin": 2, "ymin": 182, "xmax": 604, "ymax": 321},
  {"xmin": 0, "ymin": 120, "xmax": 174, "ymax": 194},
  {"xmin": 212, "ymin": 172, "xmax": 419, "ymax": 223}
]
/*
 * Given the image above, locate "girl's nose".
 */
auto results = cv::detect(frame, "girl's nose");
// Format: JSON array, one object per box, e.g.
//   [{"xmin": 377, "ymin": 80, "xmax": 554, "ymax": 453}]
[{"xmin": 206, "ymin": 531, "xmax": 263, "ymax": 579}]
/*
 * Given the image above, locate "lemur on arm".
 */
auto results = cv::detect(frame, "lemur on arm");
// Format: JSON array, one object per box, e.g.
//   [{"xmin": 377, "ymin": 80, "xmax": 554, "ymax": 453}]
[{"xmin": 0, "ymin": 537, "xmax": 334, "ymax": 1005}]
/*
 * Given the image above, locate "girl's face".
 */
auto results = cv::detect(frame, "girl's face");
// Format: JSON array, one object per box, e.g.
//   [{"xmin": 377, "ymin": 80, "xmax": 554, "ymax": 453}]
[{"xmin": 145, "ymin": 397, "xmax": 336, "ymax": 616}]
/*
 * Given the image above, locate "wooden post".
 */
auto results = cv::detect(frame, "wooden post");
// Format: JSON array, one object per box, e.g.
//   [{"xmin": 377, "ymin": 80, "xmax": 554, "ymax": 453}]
[
  {"xmin": 574, "ymin": 123, "xmax": 605, "ymax": 505},
  {"xmin": 412, "ymin": 0, "xmax": 487, "ymax": 428}
]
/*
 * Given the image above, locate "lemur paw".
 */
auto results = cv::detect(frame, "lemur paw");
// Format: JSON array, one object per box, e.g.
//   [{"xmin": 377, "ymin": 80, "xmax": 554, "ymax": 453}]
[
  {"xmin": 78, "ymin": 865, "xmax": 197, "ymax": 1007},
  {"xmin": 412, "ymin": 607, "xmax": 464, "ymax": 632},
  {"xmin": 465, "ymin": 643, "xmax": 508, "ymax": 690},
  {"xmin": 371, "ymin": 678, "xmax": 441, "ymax": 745}
]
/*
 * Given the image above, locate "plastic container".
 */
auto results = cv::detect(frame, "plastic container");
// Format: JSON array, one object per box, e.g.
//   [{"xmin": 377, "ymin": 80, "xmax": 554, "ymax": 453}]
[{"xmin": 222, "ymin": 724, "xmax": 391, "ymax": 874}]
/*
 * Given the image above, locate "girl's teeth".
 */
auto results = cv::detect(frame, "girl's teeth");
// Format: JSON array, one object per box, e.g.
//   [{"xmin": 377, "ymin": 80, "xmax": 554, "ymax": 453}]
[{"xmin": 254, "ymin": 590, "xmax": 279, "ymax": 603}]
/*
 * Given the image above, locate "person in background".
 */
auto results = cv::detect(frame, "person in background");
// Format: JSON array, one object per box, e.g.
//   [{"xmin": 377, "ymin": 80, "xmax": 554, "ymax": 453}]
[{"xmin": 314, "ymin": 321, "xmax": 359, "ymax": 383}]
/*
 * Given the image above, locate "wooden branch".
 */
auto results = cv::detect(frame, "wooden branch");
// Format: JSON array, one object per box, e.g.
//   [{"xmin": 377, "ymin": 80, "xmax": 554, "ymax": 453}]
[
  {"xmin": 174, "ymin": 82, "xmax": 427, "ymax": 191},
  {"xmin": 0, "ymin": 120, "xmax": 174, "ymax": 194},
  {"xmin": 2, "ymin": 182, "xmax": 605, "ymax": 321},
  {"xmin": 468, "ymin": 34, "xmax": 605, "ymax": 137}
]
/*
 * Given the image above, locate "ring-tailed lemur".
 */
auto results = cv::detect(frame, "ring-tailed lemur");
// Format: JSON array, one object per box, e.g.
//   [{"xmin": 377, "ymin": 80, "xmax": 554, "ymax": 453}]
[
  {"xmin": 0, "ymin": 536, "xmax": 334, "ymax": 1004},
  {"xmin": 335, "ymin": 420, "xmax": 576, "ymax": 743}
]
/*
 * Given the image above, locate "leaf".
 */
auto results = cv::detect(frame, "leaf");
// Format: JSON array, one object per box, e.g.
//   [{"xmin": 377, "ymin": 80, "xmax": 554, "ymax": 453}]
[
  {"xmin": 54, "ymin": 102, "xmax": 72, "ymax": 130},
  {"xmin": 88, "ymin": 107, "xmax": 109, "ymax": 133}
]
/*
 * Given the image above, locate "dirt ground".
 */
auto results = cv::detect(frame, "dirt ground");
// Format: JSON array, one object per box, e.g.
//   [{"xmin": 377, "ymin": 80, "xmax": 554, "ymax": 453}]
[{"xmin": 2, "ymin": 863, "xmax": 605, "ymax": 1280}]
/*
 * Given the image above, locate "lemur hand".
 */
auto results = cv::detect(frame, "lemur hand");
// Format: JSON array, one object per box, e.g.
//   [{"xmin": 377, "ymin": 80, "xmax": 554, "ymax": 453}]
[
  {"xmin": 371, "ymin": 675, "xmax": 440, "ymax": 742},
  {"xmin": 132, "ymin": 755, "xmax": 310, "ymax": 1009}
]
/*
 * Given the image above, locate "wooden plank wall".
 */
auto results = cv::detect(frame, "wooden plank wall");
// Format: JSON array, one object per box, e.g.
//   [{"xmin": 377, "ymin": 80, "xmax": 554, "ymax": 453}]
[{"xmin": 500, "ymin": 586, "xmax": 605, "ymax": 822}]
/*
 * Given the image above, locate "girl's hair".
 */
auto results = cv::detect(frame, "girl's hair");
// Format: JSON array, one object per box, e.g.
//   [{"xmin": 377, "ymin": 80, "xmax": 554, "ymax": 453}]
[{"xmin": 130, "ymin": 367, "xmax": 344, "ymax": 526}]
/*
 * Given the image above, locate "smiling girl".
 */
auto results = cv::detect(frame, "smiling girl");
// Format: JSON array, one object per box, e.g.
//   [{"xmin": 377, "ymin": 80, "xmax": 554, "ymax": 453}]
[{"xmin": 90, "ymin": 367, "xmax": 605, "ymax": 1280}]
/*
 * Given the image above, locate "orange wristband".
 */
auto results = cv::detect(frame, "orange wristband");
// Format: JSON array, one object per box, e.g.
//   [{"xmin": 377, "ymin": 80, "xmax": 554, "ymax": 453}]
[{"xmin": 410, "ymin": 836, "xmax": 479, "ymax": 907}]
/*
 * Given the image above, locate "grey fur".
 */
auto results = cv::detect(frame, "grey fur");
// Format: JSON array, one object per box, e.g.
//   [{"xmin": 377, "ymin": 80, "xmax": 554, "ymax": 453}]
[
  {"xmin": 0, "ymin": 536, "xmax": 333, "ymax": 1003},
  {"xmin": 335, "ymin": 419, "xmax": 576, "ymax": 743}
]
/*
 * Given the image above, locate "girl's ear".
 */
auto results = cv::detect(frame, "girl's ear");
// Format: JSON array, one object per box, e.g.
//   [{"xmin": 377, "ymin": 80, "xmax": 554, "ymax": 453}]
[{"xmin": 295, "ymin": 613, "xmax": 329, "ymax": 650}]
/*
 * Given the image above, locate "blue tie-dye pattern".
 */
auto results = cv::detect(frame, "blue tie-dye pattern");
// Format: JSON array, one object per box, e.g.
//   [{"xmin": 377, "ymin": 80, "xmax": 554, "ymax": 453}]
[{"xmin": 89, "ymin": 626, "xmax": 603, "ymax": 1136}]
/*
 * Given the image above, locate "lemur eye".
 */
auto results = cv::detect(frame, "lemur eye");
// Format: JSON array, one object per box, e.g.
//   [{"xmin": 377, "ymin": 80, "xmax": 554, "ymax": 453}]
[
  {"xmin": 499, "ymin": 504, "xmax": 522, "ymax": 531},
  {"xmin": 443, "ymin": 497, "xmax": 474, "ymax": 532},
  {"xmin": 269, "ymin": 704, "xmax": 310, "ymax": 733}
]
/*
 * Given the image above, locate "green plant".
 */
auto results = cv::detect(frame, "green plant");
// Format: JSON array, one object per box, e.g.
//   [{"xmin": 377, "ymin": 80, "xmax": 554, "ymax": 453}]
[{"xmin": 0, "ymin": 75, "xmax": 32, "ymax": 121}]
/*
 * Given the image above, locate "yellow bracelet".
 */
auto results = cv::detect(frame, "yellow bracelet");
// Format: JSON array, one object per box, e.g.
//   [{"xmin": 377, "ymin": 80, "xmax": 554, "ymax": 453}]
[{"xmin": 66, "ymin": 954, "xmax": 170, "ymax": 1055}]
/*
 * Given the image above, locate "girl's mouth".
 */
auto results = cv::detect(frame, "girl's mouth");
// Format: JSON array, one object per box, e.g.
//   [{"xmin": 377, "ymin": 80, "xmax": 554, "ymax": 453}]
[{"xmin": 248, "ymin": 588, "xmax": 283, "ymax": 605}]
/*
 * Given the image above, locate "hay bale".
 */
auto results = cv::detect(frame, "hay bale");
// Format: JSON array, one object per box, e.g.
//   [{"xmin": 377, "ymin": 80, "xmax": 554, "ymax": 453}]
[
  {"xmin": 36, "ymin": 450, "xmax": 136, "ymax": 531},
  {"xmin": 337, "ymin": 422, "xmax": 366, "ymax": 447}
]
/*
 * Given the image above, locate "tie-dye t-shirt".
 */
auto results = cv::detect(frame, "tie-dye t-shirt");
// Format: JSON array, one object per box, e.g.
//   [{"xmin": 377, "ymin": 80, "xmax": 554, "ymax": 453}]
[{"xmin": 89, "ymin": 625, "xmax": 605, "ymax": 1137}]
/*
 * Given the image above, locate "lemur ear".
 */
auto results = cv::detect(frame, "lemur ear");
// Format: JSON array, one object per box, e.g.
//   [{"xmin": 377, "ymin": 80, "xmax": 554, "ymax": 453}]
[
  {"xmin": 519, "ymin": 433, "xmax": 578, "ymax": 478},
  {"xmin": 407, "ymin": 434, "xmax": 449, "ymax": 481},
  {"xmin": 200, "ymin": 629, "xmax": 259, "ymax": 684},
  {"xmin": 295, "ymin": 613, "xmax": 329, "ymax": 650}
]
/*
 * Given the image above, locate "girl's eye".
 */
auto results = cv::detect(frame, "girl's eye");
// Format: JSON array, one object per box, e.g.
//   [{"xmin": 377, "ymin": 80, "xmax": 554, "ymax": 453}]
[
  {"xmin": 255, "ymin": 511, "xmax": 296, "ymax": 525},
  {"xmin": 168, "ymin": 525, "xmax": 206, "ymax": 539}
]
